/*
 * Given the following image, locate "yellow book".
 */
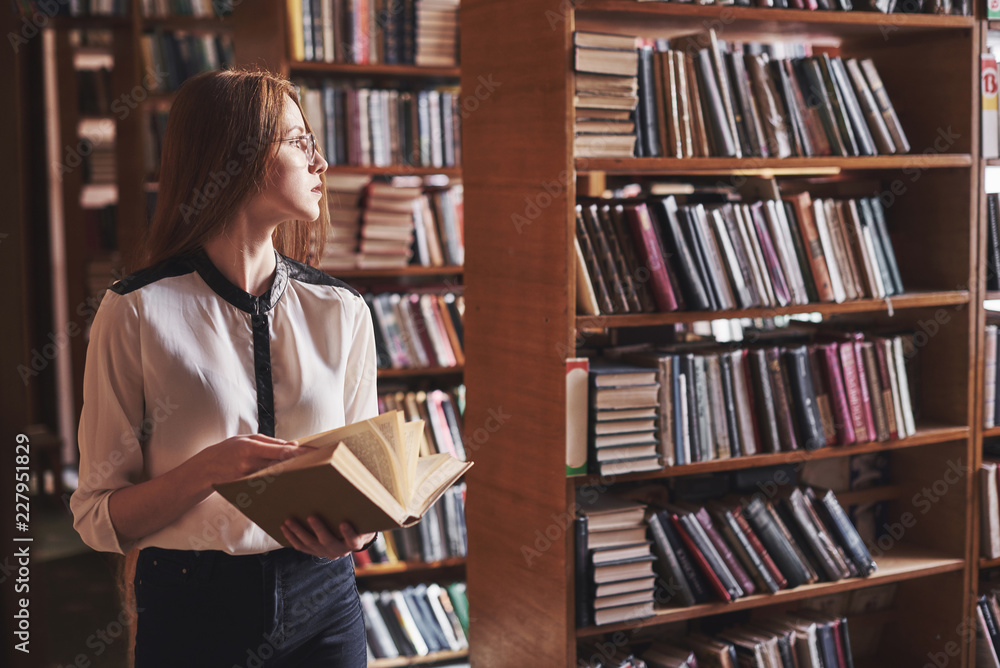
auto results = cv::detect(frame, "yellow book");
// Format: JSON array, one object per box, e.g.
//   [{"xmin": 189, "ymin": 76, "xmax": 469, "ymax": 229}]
[{"xmin": 287, "ymin": 0, "xmax": 305, "ymax": 63}]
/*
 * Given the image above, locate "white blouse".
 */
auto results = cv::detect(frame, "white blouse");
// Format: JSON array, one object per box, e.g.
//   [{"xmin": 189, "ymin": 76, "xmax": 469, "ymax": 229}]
[{"xmin": 70, "ymin": 248, "xmax": 378, "ymax": 555}]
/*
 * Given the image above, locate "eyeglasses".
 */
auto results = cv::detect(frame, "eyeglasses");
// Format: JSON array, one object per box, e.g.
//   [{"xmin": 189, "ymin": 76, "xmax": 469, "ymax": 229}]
[{"xmin": 274, "ymin": 132, "xmax": 318, "ymax": 163}]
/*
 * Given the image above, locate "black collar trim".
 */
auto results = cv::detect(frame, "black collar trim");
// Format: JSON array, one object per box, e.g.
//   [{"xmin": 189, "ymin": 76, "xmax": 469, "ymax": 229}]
[{"xmin": 189, "ymin": 248, "xmax": 289, "ymax": 315}]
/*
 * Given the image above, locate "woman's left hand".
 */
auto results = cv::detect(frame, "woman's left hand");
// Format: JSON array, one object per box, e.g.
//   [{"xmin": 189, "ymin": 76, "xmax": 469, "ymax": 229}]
[{"xmin": 280, "ymin": 516, "xmax": 376, "ymax": 559}]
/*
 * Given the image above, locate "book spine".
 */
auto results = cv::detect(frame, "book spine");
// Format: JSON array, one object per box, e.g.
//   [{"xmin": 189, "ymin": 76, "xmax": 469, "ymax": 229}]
[
  {"xmin": 694, "ymin": 507, "xmax": 755, "ymax": 595},
  {"xmin": 766, "ymin": 347, "xmax": 800, "ymax": 451},
  {"xmin": 743, "ymin": 498, "xmax": 810, "ymax": 588},
  {"xmin": 624, "ymin": 203, "xmax": 680, "ymax": 311},
  {"xmin": 646, "ymin": 511, "xmax": 696, "ymax": 607},
  {"xmin": 820, "ymin": 490, "xmax": 878, "ymax": 576},
  {"xmin": 784, "ymin": 345, "xmax": 826, "ymax": 450},
  {"xmin": 839, "ymin": 341, "xmax": 870, "ymax": 442}
]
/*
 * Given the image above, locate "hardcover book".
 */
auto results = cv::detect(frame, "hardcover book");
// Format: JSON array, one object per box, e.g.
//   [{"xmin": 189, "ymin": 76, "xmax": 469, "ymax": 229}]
[{"xmin": 214, "ymin": 410, "xmax": 472, "ymax": 546}]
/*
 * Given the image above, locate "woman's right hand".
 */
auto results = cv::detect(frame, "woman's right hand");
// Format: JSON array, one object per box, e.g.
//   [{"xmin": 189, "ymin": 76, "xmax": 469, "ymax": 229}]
[{"xmin": 190, "ymin": 433, "xmax": 306, "ymax": 490}]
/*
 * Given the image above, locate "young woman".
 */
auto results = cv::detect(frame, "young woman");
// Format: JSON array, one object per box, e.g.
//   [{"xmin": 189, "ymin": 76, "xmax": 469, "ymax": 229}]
[{"xmin": 70, "ymin": 68, "xmax": 377, "ymax": 666}]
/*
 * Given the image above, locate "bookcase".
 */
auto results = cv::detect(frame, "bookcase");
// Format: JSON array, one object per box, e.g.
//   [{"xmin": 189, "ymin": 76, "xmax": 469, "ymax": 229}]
[
  {"xmin": 233, "ymin": 2, "xmax": 468, "ymax": 666},
  {"xmin": 974, "ymin": 18, "xmax": 1000, "ymax": 668},
  {"xmin": 35, "ymin": 2, "xmax": 234, "ymax": 458},
  {"xmin": 461, "ymin": 1, "xmax": 981, "ymax": 665}
]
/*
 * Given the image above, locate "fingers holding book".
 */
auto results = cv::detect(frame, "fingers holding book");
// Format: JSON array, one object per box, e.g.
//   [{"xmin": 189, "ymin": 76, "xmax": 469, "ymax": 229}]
[{"xmin": 281, "ymin": 516, "xmax": 376, "ymax": 559}]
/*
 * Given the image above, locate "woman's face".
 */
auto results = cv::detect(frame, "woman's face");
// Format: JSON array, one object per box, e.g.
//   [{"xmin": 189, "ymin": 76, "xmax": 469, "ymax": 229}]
[{"xmin": 249, "ymin": 94, "xmax": 328, "ymax": 227}]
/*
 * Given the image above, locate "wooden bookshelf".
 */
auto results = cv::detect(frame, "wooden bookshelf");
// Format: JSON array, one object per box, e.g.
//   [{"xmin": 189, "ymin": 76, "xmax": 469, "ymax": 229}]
[
  {"xmin": 290, "ymin": 62, "xmax": 461, "ymax": 79},
  {"xmin": 369, "ymin": 649, "xmax": 468, "ymax": 668},
  {"xmin": 233, "ymin": 3, "xmax": 468, "ymax": 666},
  {"xmin": 377, "ymin": 366, "xmax": 465, "ymax": 379},
  {"xmin": 577, "ymin": 547, "xmax": 965, "ymax": 636},
  {"xmin": 572, "ymin": 423, "xmax": 969, "ymax": 485},
  {"xmin": 577, "ymin": 290, "xmax": 970, "ymax": 329},
  {"xmin": 463, "ymin": 0, "xmax": 979, "ymax": 665}
]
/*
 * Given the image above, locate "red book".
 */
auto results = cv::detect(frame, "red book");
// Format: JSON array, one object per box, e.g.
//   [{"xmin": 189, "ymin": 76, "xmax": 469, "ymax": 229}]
[
  {"xmin": 821, "ymin": 343, "xmax": 856, "ymax": 445},
  {"xmin": 406, "ymin": 294, "xmax": 440, "ymax": 367},
  {"xmin": 853, "ymin": 340, "xmax": 877, "ymax": 443},
  {"xmin": 624, "ymin": 203, "xmax": 680, "ymax": 312},
  {"xmin": 783, "ymin": 192, "xmax": 835, "ymax": 303},
  {"xmin": 731, "ymin": 505, "xmax": 788, "ymax": 591},
  {"xmin": 838, "ymin": 341, "xmax": 870, "ymax": 443},
  {"xmin": 807, "ymin": 345, "xmax": 838, "ymax": 446},
  {"xmin": 668, "ymin": 513, "xmax": 732, "ymax": 603},
  {"xmin": 353, "ymin": 550, "xmax": 372, "ymax": 567},
  {"xmin": 693, "ymin": 507, "xmax": 756, "ymax": 596}
]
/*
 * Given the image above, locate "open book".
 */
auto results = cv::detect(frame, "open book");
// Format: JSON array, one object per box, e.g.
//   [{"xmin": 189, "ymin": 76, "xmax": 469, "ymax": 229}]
[{"xmin": 213, "ymin": 410, "xmax": 473, "ymax": 547}]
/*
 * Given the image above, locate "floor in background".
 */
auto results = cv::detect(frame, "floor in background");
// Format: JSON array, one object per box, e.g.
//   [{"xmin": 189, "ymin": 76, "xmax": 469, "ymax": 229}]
[{"xmin": 35, "ymin": 500, "xmax": 129, "ymax": 668}]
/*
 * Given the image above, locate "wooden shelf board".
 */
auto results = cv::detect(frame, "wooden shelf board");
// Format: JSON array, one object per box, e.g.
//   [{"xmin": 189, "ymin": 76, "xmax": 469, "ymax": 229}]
[
  {"xmin": 989, "ymin": 21, "xmax": 1000, "ymax": 31},
  {"xmin": 326, "ymin": 166, "xmax": 462, "ymax": 177},
  {"xmin": 330, "ymin": 266, "xmax": 463, "ymax": 279},
  {"xmin": 355, "ymin": 557, "xmax": 465, "ymax": 578},
  {"xmin": 576, "ymin": 547, "xmax": 965, "ymax": 636},
  {"xmin": 47, "ymin": 15, "xmax": 131, "ymax": 30},
  {"xmin": 369, "ymin": 649, "xmax": 468, "ymax": 667},
  {"xmin": 576, "ymin": 1, "xmax": 974, "ymax": 31},
  {"xmin": 980, "ymin": 557, "xmax": 1000, "ymax": 570},
  {"xmin": 576, "ymin": 155, "xmax": 972, "ymax": 175},
  {"xmin": 140, "ymin": 16, "xmax": 231, "ymax": 30},
  {"xmin": 984, "ymin": 426, "xmax": 1000, "ymax": 439},
  {"xmin": 986, "ymin": 292, "xmax": 1000, "ymax": 301},
  {"xmin": 572, "ymin": 423, "xmax": 967, "ymax": 485},
  {"xmin": 377, "ymin": 366, "xmax": 464, "ymax": 379},
  {"xmin": 576, "ymin": 291, "xmax": 969, "ymax": 329},
  {"xmin": 290, "ymin": 62, "xmax": 460, "ymax": 78}
]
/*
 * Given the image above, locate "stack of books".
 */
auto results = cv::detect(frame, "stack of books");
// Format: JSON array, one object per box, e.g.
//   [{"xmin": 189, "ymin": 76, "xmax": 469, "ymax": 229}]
[
  {"xmin": 316, "ymin": 174, "xmax": 370, "ymax": 271},
  {"xmin": 644, "ymin": 31, "xmax": 909, "ymax": 158},
  {"xmin": 573, "ymin": 31, "xmax": 639, "ymax": 159},
  {"xmin": 359, "ymin": 179, "xmax": 423, "ymax": 269},
  {"xmin": 575, "ymin": 494, "xmax": 656, "ymax": 627},
  {"xmin": 366, "ymin": 290, "xmax": 464, "ymax": 371},
  {"xmin": 587, "ymin": 360, "xmax": 661, "ymax": 476},
  {"xmin": 416, "ymin": 0, "xmax": 459, "ymax": 67},
  {"xmin": 644, "ymin": 486, "xmax": 876, "ymax": 609},
  {"xmin": 575, "ymin": 191, "xmax": 903, "ymax": 316},
  {"xmin": 360, "ymin": 582, "xmax": 469, "ymax": 660},
  {"xmin": 356, "ymin": 483, "xmax": 467, "ymax": 567}
]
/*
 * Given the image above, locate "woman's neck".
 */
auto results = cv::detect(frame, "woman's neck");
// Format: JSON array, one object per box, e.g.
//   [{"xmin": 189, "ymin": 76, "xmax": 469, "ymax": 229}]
[{"xmin": 202, "ymin": 232, "xmax": 278, "ymax": 297}]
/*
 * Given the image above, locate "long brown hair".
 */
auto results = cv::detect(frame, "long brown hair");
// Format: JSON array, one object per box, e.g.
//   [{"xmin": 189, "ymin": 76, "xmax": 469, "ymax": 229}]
[{"xmin": 139, "ymin": 68, "xmax": 328, "ymax": 270}]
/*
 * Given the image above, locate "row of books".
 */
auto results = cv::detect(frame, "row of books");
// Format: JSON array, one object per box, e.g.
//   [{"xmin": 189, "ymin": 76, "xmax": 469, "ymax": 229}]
[
  {"xmin": 320, "ymin": 174, "xmax": 464, "ymax": 270},
  {"xmin": 288, "ymin": 0, "xmax": 459, "ymax": 66},
  {"xmin": 579, "ymin": 611, "xmax": 856, "ymax": 668},
  {"xmin": 360, "ymin": 582, "xmax": 469, "ymax": 660},
  {"xmin": 574, "ymin": 332, "xmax": 916, "ymax": 475},
  {"xmin": 575, "ymin": 190, "xmax": 902, "ymax": 316},
  {"xmin": 355, "ymin": 483, "xmax": 467, "ymax": 566},
  {"xmin": 378, "ymin": 387, "xmax": 467, "ymax": 459},
  {"xmin": 574, "ymin": 30, "xmax": 909, "ymax": 159},
  {"xmin": 139, "ymin": 30, "xmax": 235, "ymax": 94},
  {"xmin": 984, "ymin": 322, "xmax": 1000, "ymax": 429},
  {"xmin": 365, "ymin": 290, "xmax": 464, "ymax": 371},
  {"xmin": 633, "ymin": 0, "xmax": 967, "ymax": 11},
  {"xmin": 297, "ymin": 80, "xmax": 461, "ymax": 169},
  {"xmin": 14, "ymin": 0, "xmax": 128, "ymax": 15},
  {"xmin": 978, "ymin": 591, "xmax": 1000, "ymax": 668},
  {"xmin": 576, "ymin": 487, "xmax": 875, "ymax": 627}
]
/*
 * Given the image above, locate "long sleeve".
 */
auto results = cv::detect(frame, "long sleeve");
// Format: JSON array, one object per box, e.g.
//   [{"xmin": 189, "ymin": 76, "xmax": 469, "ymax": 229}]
[
  {"xmin": 70, "ymin": 290, "xmax": 146, "ymax": 554},
  {"xmin": 344, "ymin": 293, "xmax": 379, "ymax": 424}
]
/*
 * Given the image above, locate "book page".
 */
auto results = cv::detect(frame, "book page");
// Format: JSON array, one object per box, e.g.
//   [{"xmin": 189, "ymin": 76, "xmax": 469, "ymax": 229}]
[
  {"xmin": 411, "ymin": 454, "xmax": 473, "ymax": 517},
  {"xmin": 401, "ymin": 420, "xmax": 424, "ymax": 504},
  {"xmin": 295, "ymin": 415, "xmax": 405, "ymax": 503}
]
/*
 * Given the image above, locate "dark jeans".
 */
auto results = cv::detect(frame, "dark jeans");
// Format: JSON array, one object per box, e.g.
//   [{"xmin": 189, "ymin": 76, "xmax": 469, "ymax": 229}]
[{"xmin": 134, "ymin": 547, "xmax": 366, "ymax": 668}]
